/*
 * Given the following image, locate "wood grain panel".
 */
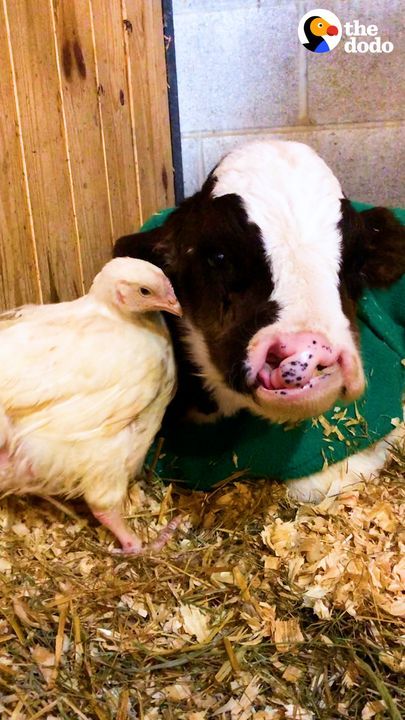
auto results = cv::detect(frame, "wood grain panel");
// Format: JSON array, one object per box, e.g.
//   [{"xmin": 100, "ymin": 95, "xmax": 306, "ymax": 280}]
[
  {"xmin": 52, "ymin": 0, "xmax": 113, "ymax": 291},
  {"xmin": 90, "ymin": 0, "xmax": 141, "ymax": 238},
  {"xmin": 5, "ymin": 0, "xmax": 83, "ymax": 302},
  {"xmin": 0, "ymin": 0, "xmax": 174, "ymax": 309},
  {"xmin": 124, "ymin": 0, "xmax": 174, "ymax": 222},
  {"xmin": 0, "ymin": 0, "xmax": 41, "ymax": 310}
]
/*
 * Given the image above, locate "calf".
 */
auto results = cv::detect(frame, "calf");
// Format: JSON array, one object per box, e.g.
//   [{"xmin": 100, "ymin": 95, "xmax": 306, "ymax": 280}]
[{"xmin": 114, "ymin": 140, "xmax": 404, "ymax": 501}]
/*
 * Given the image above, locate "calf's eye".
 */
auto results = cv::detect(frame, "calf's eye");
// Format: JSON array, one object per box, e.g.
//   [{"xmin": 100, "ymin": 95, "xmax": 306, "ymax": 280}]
[{"xmin": 207, "ymin": 252, "xmax": 225, "ymax": 268}]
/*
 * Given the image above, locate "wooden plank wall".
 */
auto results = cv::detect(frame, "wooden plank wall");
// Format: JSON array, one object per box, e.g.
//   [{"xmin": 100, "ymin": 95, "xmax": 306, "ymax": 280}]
[{"xmin": 0, "ymin": 0, "xmax": 174, "ymax": 310}]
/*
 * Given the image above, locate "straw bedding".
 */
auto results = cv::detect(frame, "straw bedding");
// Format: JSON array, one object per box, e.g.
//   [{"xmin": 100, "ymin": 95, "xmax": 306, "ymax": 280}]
[{"xmin": 0, "ymin": 439, "xmax": 403, "ymax": 719}]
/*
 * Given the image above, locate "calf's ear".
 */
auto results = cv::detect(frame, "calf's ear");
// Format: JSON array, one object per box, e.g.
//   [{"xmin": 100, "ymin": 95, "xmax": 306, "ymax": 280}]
[
  {"xmin": 113, "ymin": 227, "xmax": 176, "ymax": 275},
  {"xmin": 339, "ymin": 200, "xmax": 405, "ymax": 298}
]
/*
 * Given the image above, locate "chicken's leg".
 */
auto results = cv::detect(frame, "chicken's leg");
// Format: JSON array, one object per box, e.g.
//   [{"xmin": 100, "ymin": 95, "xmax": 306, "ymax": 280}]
[
  {"xmin": 91, "ymin": 506, "xmax": 144, "ymax": 555},
  {"xmin": 147, "ymin": 514, "xmax": 183, "ymax": 554},
  {"xmin": 91, "ymin": 506, "xmax": 183, "ymax": 556}
]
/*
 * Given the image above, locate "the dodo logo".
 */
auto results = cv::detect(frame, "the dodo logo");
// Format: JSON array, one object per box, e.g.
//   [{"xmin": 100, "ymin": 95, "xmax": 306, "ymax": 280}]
[{"xmin": 298, "ymin": 9, "xmax": 342, "ymax": 53}]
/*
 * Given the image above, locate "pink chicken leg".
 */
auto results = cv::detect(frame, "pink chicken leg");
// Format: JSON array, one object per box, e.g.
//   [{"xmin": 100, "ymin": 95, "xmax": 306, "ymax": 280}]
[
  {"xmin": 92, "ymin": 506, "xmax": 144, "ymax": 555},
  {"xmin": 92, "ymin": 506, "xmax": 182, "ymax": 556},
  {"xmin": 148, "ymin": 514, "xmax": 184, "ymax": 553}
]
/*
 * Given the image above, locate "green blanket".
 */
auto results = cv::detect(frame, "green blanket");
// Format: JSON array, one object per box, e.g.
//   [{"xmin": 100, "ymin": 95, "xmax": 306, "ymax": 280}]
[{"xmin": 143, "ymin": 204, "xmax": 405, "ymax": 490}]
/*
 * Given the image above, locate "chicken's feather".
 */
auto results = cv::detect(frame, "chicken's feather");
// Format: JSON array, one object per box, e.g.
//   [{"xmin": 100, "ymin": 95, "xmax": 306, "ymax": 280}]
[
  {"xmin": 0, "ymin": 307, "xmax": 168, "ymax": 429},
  {"xmin": 0, "ymin": 296, "xmax": 175, "ymax": 502}
]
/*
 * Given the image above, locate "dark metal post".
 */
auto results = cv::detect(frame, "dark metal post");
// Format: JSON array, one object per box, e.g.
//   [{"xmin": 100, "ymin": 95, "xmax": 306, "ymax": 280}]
[{"xmin": 162, "ymin": 0, "xmax": 184, "ymax": 204}]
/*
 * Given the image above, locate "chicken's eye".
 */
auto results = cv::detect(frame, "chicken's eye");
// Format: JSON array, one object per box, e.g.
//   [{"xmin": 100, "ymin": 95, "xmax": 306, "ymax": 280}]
[{"xmin": 139, "ymin": 287, "xmax": 152, "ymax": 296}]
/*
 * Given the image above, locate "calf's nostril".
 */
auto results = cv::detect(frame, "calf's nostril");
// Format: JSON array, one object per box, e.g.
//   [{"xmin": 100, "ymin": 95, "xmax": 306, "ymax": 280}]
[
  {"xmin": 266, "ymin": 352, "xmax": 282, "ymax": 370},
  {"xmin": 254, "ymin": 333, "xmax": 341, "ymax": 393}
]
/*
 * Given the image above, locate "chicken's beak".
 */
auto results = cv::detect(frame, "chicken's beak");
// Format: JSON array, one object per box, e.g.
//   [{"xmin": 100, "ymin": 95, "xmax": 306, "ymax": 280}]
[
  {"xmin": 158, "ymin": 284, "xmax": 182, "ymax": 317},
  {"xmin": 161, "ymin": 298, "xmax": 183, "ymax": 317}
]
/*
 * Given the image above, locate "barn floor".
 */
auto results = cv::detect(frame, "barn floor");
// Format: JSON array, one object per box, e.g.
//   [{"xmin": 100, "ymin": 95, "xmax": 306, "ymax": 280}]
[{"xmin": 0, "ymin": 443, "xmax": 404, "ymax": 720}]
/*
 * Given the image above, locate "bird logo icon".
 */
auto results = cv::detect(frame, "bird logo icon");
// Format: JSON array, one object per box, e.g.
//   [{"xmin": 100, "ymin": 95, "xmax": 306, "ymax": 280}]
[{"xmin": 298, "ymin": 9, "xmax": 342, "ymax": 53}]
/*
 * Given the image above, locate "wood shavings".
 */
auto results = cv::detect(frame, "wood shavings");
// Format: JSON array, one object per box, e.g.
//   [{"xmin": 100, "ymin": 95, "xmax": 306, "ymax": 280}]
[
  {"xmin": 213, "ymin": 674, "xmax": 262, "ymax": 718},
  {"xmin": 282, "ymin": 665, "xmax": 303, "ymax": 683},
  {"xmin": 0, "ymin": 447, "xmax": 403, "ymax": 718},
  {"xmin": 180, "ymin": 604, "xmax": 211, "ymax": 643},
  {"xmin": 261, "ymin": 459, "xmax": 405, "ymax": 621},
  {"xmin": 31, "ymin": 645, "xmax": 55, "ymax": 685},
  {"xmin": 273, "ymin": 618, "xmax": 304, "ymax": 652},
  {"xmin": 284, "ymin": 705, "xmax": 314, "ymax": 720},
  {"xmin": 263, "ymin": 555, "xmax": 281, "ymax": 572},
  {"xmin": 0, "ymin": 557, "xmax": 12, "ymax": 573},
  {"xmin": 164, "ymin": 682, "xmax": 193, "ymax": 701},
  {"xmin": 361, "ymin": 700, "xmax": 387, "ymax": 719},
  {"xmin": 261, "ymin": 519, "xmax": 298, "ymax": 556}
]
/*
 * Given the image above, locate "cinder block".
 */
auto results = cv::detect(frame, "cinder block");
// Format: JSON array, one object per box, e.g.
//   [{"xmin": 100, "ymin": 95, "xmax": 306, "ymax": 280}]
[
  {"xmin": 305, "ymin": 0, "xmax": 404, "ymax": 124},
  {"xmin": 200, "ymin": 125, "xmax": 405, "ymax": 206},
  {"xmin": 305, "ymin": 124, "xmax": 405, "ymax": 207},
  {"xmin": 202, "ymin": 135, "xmax": 247, "ymax": 175},
  {"xmin": 181, "ymin": 137, "xmax": 204, "ymax": 199},
  {"xmin": 173, "ymin": 3, "xmax": 301, "ymax": 133},
  {"xmin": 173, "ymin": 0, "xmax": 293, "ymax": 14}
]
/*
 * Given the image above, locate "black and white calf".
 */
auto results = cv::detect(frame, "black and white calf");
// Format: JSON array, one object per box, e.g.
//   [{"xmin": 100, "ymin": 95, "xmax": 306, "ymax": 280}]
[{"xmin": 115, "ymin": 140, "xmax": 404, "ymax": 501}]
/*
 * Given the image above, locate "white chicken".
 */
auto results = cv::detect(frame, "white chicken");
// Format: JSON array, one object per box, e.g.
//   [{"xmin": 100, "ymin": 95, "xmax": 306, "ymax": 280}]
[{"xmin": 0, "ymin": 258, "xmax": 182, "ymax": 554}]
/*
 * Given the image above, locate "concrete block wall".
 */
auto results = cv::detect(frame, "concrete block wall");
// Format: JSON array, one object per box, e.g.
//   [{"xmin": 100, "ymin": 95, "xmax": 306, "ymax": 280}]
[{"xmin": 173, "ymin": 0, "xmax": 405, "ymax": 206}]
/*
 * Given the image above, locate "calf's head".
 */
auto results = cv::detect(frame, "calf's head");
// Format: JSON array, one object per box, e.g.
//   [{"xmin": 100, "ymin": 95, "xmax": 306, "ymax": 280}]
[{"xmin": 114, "ymin": 141, "xmax": 404, "ymax": 423}]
